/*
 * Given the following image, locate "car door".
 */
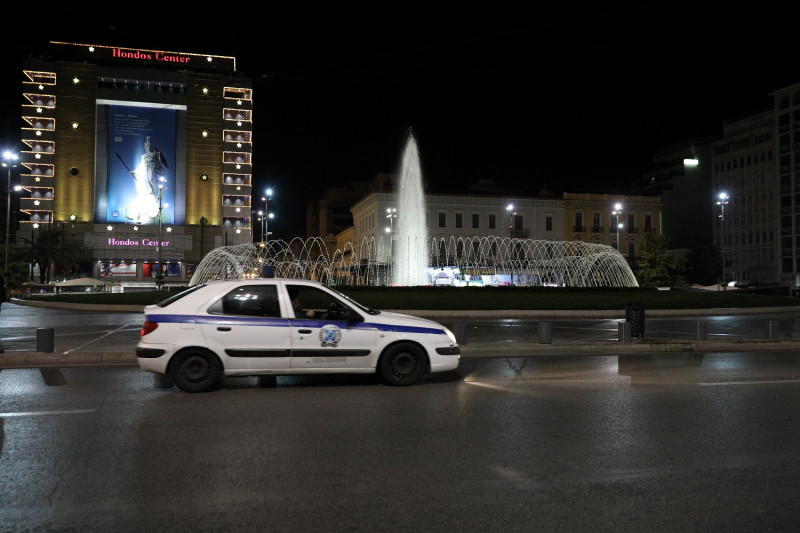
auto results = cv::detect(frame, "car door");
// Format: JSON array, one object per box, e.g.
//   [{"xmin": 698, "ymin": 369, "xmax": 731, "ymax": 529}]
[
  {"xmin": 199, "ymin": 283, "xmax": 292, "ymax": 371},
  {"xmin": 284, "ymin": 284, "xmax": 378, "ymax": 370}
]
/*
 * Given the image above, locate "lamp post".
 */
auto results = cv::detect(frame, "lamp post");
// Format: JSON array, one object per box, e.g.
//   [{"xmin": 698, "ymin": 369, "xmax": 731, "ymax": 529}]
[
  {"xmin": 156, "ymin": 177, "xmax": 167, "ymax": 290},
  {"xmin": 3, "ymin": 151, "xmax": 19, "ymax": 274},
  {"xmin": 506, "ymin": 204, "xmax": 516, "ymax": 284},
  {"xmin": 716, "ymin": 192, "xmax": 729, "ymax": 291},
  {"xmin": 261, "ymin": 188, "xmax": 273, "ymax": 243},
  {"xmin": 612, "ymin": 203, "xmax": 623, "ymax": 252},
  {"xmin": 506, "ymin": 204, "xmax": 516, "ymax": 239},
  {"xmin": 386, "ymin": 207, "xmax": 397, "ymax": 262}
]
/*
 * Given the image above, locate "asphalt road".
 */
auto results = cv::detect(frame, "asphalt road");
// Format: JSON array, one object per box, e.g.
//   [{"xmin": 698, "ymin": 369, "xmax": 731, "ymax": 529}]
[
  {"xmin": 3, "ymin": 302, "xmax": 800, "ymax": 531},
  {"xmin": 3, "ymin": 355, "xmax": 800, "ymax": 531}
]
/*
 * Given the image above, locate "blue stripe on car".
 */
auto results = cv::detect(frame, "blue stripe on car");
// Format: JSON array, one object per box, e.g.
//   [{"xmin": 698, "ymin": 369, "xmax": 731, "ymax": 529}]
[{"xmin": 144, "ymin": 313, "xmax": 447, "ymax": 336}]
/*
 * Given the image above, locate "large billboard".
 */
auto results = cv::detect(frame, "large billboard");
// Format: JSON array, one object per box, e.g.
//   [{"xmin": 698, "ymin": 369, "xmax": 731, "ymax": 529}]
[{"xmin": 95, "ymin": 100, "xmax": 186, "ymax": 225}]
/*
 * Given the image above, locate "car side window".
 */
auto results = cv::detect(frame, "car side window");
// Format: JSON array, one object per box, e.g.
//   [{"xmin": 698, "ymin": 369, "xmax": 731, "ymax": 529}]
[
  {"xmin": 208, "ymin": 285, "xmax": 280, "ymax": 317},
  {"xmin": 286, "ymin": 285, "xmax": 348, "ymax": 320}
]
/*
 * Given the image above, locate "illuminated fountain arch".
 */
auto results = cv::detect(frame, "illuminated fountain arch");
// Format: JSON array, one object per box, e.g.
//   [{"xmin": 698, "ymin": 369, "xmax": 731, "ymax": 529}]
[{"xmin": 188, "ymin": 236, "xmax": 638, "ymax": 288}]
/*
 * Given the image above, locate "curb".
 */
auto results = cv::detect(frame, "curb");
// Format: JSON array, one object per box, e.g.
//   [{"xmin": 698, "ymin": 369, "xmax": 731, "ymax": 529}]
[{"xmin": 3, "ymin": 340, "xmax": 799, "ymax": 369}]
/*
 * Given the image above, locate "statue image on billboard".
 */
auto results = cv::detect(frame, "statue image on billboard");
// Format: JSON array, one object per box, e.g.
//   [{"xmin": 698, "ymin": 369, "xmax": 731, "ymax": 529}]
[{"xmin": 116, "ymin": 135, "xmax": 169, "ymax": 223}]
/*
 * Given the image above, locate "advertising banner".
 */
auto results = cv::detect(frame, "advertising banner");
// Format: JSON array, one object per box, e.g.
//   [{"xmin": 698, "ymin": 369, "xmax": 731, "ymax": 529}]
[
  {"xmin": 101, "ymin": 102, "xmax": 178, "ymax": 225},
  {"xmin": 99, "ymin": 262, "xmax": 137, "ymax": 277},
  {"xmin": 143, "ymin": 262, "xmax": 181, "ymax": 278}
]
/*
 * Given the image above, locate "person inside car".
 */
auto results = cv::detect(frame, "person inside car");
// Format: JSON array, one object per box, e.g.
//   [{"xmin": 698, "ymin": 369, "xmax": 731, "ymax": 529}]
[{"xmin": 288, "ymin": 287, "xmax": 315, "ymax": 318}]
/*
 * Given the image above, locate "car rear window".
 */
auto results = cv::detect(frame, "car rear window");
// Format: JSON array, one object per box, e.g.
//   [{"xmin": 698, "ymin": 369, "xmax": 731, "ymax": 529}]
[
  {"xmin": 155, "ymin": 284, "xmax": 207, "ymax": 307},
  {"xmin": 207, "ymin": 285, "xmax": 280, "ymax": 317}
]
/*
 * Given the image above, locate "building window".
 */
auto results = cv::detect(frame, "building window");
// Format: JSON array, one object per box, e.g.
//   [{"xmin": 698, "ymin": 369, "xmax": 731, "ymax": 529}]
[
  {"xmin": 456, "ymin": 213, "xmax": 463, "ymax": 229},
  {"xmin": 644, "ymin": 214, "xmax": 652, "ymax": 231},
  {"xmin": 488, "ymin": 214, "xmax": 496, "ymax": 229},
  {"xmin": 592, "ymin": 213, "xmax": 601, "ymax": 231},
  {"xmin": 628, "ymin": 242, "xmax": 635, "ymax": 259},
  {"xmin": 546, "ymin": 216, "xmax": 553, "ymax": 231},
  {"xmin": 438, "ymin": 212, "xmax": 446, "ymax": 228},
  {"xmin": 574, "ymin": 212, "xmax": 583, "ymax": 232},
  {"xmin": 472, "ymin": 213, "xmax": 480, "ymax": 229}
]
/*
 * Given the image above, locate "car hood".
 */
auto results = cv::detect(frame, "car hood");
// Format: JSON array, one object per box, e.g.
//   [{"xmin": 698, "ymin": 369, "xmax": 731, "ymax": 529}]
[{"xmin": 370, "ymin": 310, "xmax": 446, "ymax": 330}]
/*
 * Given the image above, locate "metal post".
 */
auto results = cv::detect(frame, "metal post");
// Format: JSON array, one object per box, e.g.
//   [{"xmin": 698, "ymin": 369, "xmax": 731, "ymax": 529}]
[
  {"xmin": 37, "ymin": 327, "xmax": 54, "ymax": 353},
  {"xmin": 717, "ymin": 192, "xmax": 729, "ymax": 291},
  {"xmin": 618, "ymin": 321, "xmax": 631, "ymax": 343},
  {"xmin": 538, "ymin": 322, "xmax": 552, "ymax": 344},
  {"xmin": 695, "ymin": 321, "xmax": 707, "ymax": 341},
  {"xmin": 4, "ymin": 165, "xmax": 10, "ymax": 273},
  {"xmin": 612, "ymin": 202, "xmax": 623, "ymax": 253},
  {"xmin": 156, "ymin": 181, "xmax": 165, "ymax": 290}
]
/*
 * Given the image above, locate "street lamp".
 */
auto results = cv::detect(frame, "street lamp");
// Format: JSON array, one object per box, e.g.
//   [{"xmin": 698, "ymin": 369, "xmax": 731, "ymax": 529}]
[
  {"xmin": 506, "ymin": 204, "xmax": 516, "ymax": 239},
  {"xmin": 261, "ymin": 188, "xmax": 273, "ymax": 243},
  {"xmin": 716, "ymin": 192, "xmax": 729, "ymax": 291},
  {"xmin": 612, "ymin": 203, "xmax": 623, "ymax": 252},
  {"xmin": 156, "ymin": 177, "xmax": 167, "ymax": 290},
  {"xmin": 386, "ymin": 207, "xmax": 397, "ymax": 260},
  {"xmin": 3, "ymin": 150, "xmax": 19, "ymax": 274}
]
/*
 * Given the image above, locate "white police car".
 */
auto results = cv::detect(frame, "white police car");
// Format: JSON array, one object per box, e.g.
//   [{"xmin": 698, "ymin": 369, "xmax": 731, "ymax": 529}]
[{"xmin": 136, "ymin": 278, "xmax": 460, "ymax": 392}]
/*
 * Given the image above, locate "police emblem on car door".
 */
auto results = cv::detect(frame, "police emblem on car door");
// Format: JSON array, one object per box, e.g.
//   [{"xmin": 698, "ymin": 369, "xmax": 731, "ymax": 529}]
[{"xmin": 286, "ymin": 284, "xmax": 378, "ymax": 369}]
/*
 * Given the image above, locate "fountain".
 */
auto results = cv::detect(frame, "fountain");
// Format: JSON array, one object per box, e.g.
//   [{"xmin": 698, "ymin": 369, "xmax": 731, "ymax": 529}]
[
  {"xmin": 391, "ymin": 133, "xmax": 429, "ymax": 286},
  {"xmin": 188, "ymin": 132, "xmax": 638, "ymax": 289},
  {"xmin": 189, "ymin": 236, "xmax": 638, "ymax": 289}
]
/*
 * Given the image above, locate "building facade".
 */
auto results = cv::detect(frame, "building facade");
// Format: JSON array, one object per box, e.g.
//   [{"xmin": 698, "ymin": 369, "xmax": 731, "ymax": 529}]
[
  {"xmin": 562, "ymin": 192, "xmax": 662, "ymax": 261},
  {"xmin": 14, "ymin": 41, "xmax": 253, "ymax": 286},
  {"xmin": 710, "ymin": 110, "xmax": 777, "ymax": 285},
  {"xmin": 348, "ymin": 189, "xmax": 660, "ymax": 265}
]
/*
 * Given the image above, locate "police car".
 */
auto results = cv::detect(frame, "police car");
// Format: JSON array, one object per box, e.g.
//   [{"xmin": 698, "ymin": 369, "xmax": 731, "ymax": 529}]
[{"xmin": 136, "ymin": 278, "xmax": 461, "ymax": 392}]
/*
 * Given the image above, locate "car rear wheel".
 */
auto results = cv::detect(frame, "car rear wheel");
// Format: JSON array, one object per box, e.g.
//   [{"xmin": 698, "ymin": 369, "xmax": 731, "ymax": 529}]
[
  {"xmin": 379, "ymin": 343, "xmax": 426, "ymax": 386},
  {"xmin": 170, "ymin": 349, "xmax": 222, "ymax": 393}
]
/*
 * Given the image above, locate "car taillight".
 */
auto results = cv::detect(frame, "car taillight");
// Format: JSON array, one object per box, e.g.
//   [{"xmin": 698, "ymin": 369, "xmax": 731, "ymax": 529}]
[{"xmin": 141, "ymin": 321, "xmax": 158, "ymax": 336}]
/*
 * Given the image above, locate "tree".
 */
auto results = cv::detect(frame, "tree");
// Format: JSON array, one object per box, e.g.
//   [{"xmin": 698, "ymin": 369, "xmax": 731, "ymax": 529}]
[
  {"xmin": 1, "ymin": 243, "xmax": 34, "ymax": 295},
  {"xmin": 21, "ymin": 226, "xmax": 78, "ymax": 283},
  {"xmin": 636, "ymin": 233, "xmax": 686, "ymax": 288}
]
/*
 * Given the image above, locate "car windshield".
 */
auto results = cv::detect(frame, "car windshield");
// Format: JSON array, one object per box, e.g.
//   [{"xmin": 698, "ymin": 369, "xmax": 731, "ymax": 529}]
[{"xmin": 334, "ymin": 289, "xmax": 381, "ymax": 315}]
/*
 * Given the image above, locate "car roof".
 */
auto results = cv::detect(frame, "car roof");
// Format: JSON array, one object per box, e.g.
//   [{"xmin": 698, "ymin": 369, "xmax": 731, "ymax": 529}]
[{"xmin": 202, "ymin": 278, "xmax": 324, "ymax": 287}]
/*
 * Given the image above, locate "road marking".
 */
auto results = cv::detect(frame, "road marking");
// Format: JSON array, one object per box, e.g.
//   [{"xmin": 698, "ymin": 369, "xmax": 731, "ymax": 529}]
[
  {"xmin": 699, "ymin": 379, "xmax": 800, "ymax": 386},
  {"xmin": 0, "ymin": 409, "xmax": 96, "ymax": 417}
]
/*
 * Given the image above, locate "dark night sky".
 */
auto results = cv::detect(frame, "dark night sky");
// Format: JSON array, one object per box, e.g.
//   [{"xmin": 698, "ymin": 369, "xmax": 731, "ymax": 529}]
[{"xmin": 1, "ymin": 2, "xmax": 798, "ymax": 239}]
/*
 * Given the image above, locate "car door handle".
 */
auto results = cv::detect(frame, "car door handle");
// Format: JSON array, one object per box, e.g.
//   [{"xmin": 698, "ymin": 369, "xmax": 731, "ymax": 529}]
[
  {"xmin": 298, "ymin": 329, "xmax": 312, "ymax": 334},
  {"xmin": 217, "ymin": 326, "xmax": 231, "ymax": 331}
]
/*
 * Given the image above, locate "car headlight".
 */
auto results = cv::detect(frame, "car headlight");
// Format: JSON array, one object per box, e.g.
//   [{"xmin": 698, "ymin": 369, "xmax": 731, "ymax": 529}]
[{"xmin": 443, "ymin": 327, "xmax": 458, "ymax": 344}]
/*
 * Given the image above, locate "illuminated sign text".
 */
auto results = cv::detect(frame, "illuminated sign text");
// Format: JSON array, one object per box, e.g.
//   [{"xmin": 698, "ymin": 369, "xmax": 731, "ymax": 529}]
[
  {"xmin": 112, "ymin": 48, "xmax": 191, "ymax": 64},
  {"xmin": 108, "ymin": 238, "xmax": 170, "ymax": 247}
]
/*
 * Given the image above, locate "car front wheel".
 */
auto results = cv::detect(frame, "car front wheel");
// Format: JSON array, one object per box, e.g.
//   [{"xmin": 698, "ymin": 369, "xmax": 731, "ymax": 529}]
[
  {"xmin": 379, "ymin": 343, "xmax": 426, "ymax": 386},
  {"xmin": 170, "ymin": 349, "xmax": 222, "ymax": 393}
]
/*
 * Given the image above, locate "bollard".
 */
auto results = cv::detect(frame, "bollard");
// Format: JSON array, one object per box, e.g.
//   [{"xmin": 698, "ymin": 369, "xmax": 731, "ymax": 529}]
[
  {"xmin": 538, "ymin": 322, "xmax": 552, "ymax": 344},
  {"xmin": 618, "ymin": 321, "xmax": 631, "ymax": 343},
  {"xmin": 37, "ymin": 327, "xmax": 55, "ymax": 353},
  {"xmin": 454, "ymin": 323, "xmax": 468, "ymax": 345},
  {"xmin": 768, "ymin": 320, "xmax": 780, "ymax": 341},
  {"xmin": 695, "ymin": 321, "xmax": 707, "ymax": 341}
]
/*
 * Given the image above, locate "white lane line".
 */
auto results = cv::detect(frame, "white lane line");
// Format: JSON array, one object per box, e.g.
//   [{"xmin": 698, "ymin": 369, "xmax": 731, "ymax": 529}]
[
  {"xmin": 0, "ymin": 409, "xmax": 96, "ymax": 417},
  {"xmin": 699, "ymin": 379, "xmax": 800, "ymax": 386}
]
